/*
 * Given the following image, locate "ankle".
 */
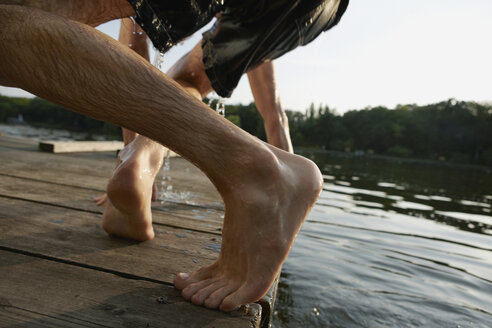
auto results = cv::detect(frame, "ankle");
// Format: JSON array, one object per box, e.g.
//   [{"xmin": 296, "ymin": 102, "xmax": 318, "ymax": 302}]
[{"xmin": 222, "ymin": 145, "xmax": 282, "ymax": 202}]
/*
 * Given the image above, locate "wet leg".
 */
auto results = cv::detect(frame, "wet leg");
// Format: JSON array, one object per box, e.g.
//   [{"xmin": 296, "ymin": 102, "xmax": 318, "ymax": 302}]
[
  {"xmin": 0, "ymin": 0, "xmax": 134, "ymax": 26},
  {"xmin": 0, "ymin": 5, "xmax": 322, "ymax": 310},
  {"xmin": 101, "ymin": 21, "xmax": 163, "ymax": 240},
  {"xmin": 94, "ymin": 18, "xmax": 157, "ymax": 207}
]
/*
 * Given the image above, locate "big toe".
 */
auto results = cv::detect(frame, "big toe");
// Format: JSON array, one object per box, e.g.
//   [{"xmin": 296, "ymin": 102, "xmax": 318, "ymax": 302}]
[
  {"xmin": 174, "ymin": 273, "xmax": 190, "ymax": 290},
  {"xmin": 174, "ymin": 263, "xmax": 218, "ymax": 290}
]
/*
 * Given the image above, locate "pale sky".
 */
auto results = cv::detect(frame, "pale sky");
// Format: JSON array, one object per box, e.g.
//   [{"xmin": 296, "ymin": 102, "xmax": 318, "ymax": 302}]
[{"xmin": 1, "ymin": 0, "xmax": 491, "ymax": 113}]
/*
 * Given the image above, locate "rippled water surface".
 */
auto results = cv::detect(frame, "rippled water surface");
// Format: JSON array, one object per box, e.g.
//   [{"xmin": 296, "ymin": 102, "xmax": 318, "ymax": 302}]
[{"xmin": 273, "ymin": 152, "xmax": 492, "ymax": 328}]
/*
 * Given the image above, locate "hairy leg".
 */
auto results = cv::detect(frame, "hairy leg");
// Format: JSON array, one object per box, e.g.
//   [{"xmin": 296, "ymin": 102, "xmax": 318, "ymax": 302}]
[
  {"xmin": 1, "ymin": 0, "xmax": 134, "ymax": 26},
  {"xmin": 99, "ymin": 18, "xmax": 163, "ymax": 239},
  {"xmin": 169, "ymin": 43, "xmax": 293, "ymax": 153},
  {"xmin": 167, "ymin": 42, "xmax": 214, "ymax": 99},
  {"xmin": 0, "ymin": 5, "xmax": 322, "ymax": 310},
  {"xmin": 92, "ymin": 18, "xmax": 144, "ymax": 207},
  {"xmin": 248, "ymin": 61, "xmax": 293, "ymax": 153}
]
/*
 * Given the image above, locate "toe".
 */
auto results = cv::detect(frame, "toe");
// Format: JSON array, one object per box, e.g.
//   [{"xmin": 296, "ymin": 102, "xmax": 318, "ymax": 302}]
[
  {"xmin": 204, "ymin": 282, "xmax": 241, "ymax": 309},
  {"xmin": 182, "ymin": 279, "xmax": 215, "ymax": 300},
  {"xmin": 191, "ymin": 280, "xmax": 227, "ymax": 306},
  {"xmin": 220, "ymin": 285, "xmax": 260, "ymax": 312},
  {"xmin": 173, "ymin": 272, "xmax": 190, "ymax": 290},
  {"xmin": 174, "ymin": 263, "xmax": 217, "ymax": 290}
]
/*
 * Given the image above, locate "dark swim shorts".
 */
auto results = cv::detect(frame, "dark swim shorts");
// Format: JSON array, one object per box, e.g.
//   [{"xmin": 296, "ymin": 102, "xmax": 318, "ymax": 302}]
[{"xmin": 127, "ymin": 0, "xmax": 349, "ymax": 97}]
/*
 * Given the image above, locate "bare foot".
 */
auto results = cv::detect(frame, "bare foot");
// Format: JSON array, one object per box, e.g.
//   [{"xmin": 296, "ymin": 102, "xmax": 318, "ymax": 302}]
[
  {"xmin": 102, "ymin": 136, "xmax": 165, "ymax": 241},
  {"xmin": 174, "ymin": 145, "xmax": 323, "ymax": 311},
  {"xmin": 93, "ymin": 183, "xmax": 158, "ymax": 206}
]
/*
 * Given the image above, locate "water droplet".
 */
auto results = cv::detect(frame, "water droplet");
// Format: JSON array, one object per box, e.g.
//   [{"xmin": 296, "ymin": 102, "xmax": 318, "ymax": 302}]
[
  {"xmin": 153, "ymin": 49, "xmax": 165, "ymax": 70},
  {"xmin": 129, "ymin": 16, "xmax": 137, "ymax": 35},
  {"xmin": 159, "ymin": 149, "xmax": 173, "ymax": 201},
  {"xmin": 207, "ymin": 92, "xmax": 226, "ymax": 117}
]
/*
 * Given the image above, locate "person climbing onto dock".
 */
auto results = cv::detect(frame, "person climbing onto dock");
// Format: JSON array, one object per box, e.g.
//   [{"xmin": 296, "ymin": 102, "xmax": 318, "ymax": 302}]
[{"xmin": 0, "ymin": 0, "xmax": 348, "ymax": 312}]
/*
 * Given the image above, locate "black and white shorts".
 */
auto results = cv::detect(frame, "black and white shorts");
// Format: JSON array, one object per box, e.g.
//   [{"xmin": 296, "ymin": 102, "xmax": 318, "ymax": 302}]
[{"xmin": 127, "ymin": 0, "xmax": 349, "ymax": 97}]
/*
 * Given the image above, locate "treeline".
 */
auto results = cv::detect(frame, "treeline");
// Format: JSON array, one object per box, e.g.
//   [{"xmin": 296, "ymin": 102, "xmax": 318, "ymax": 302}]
[
  {"xmin": 224, "ymin": 99, "xmax": 492, "ymax": 166},
  {"xmin": 1, "ymin": 95, "xmax": 492, "ymax": 165}
]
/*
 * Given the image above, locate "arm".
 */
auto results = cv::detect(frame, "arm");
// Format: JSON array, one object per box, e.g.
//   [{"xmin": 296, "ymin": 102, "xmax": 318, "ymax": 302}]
[{"xmin": 247, "ymin": 61, "xmax": 293, "ymax": 153}]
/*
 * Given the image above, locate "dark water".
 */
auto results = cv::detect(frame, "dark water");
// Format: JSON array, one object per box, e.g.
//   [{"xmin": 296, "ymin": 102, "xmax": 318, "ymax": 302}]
[{"xmin": 273, "ymin": 152, "xmax": 492, "ymax": 328}]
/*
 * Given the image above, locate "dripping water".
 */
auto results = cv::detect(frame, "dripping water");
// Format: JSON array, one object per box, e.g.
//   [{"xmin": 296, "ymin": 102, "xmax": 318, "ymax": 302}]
[
  {"xmin": 207, "ymin": 92, "xmax": 226, "ymax": 117},
  {"xmin": 159, "ymin": 149, "xmax": 173, "ymax": 202},
  {"xmin": 127, "ymin": 16, "xmax": 145, "ymax": 48}
]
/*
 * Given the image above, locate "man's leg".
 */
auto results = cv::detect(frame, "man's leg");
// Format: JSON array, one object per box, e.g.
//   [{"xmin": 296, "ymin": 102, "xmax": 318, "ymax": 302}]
[
  {"xmin": 0, "ymin": 4, "xmax": 322, "ymax": 311},
  {"xmin": 93, "ymin": 18, "xmax": 158, "ymax": 208},
  {"xmin": 247, "ymin": 61, "xmax": 293, "ymax": 153},
  {"xmin": 1, "ymin": 0, "xmax": 134, "ymax": 26},
  {"xmin": 101, "ymin": 17, "xmax": 164, "ymax": 241},
  {"xmin": 101, "ymin": 23, "xmax": 209, "ymax": 238},
  {"xmin": 169, "ymin": 43, "xmax": 293, "ymax": 153},
  {"xmin": 118, "ymin": 17, "xmax": 150, "ymax": 146},
  {"xmin": 166, "ymin": 43, "xmax": 214, "ymax": 99}
]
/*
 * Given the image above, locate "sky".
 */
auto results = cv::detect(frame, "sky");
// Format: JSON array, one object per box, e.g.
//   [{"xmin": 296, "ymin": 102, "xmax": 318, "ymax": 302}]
[{"xmin": 1, "ymin": 0, "xmax": 491, "ymax": 113}]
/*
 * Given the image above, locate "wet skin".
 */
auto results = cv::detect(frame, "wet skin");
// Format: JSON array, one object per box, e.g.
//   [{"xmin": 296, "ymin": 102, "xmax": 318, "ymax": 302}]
[{"xmin": 0, "ymin": 1, "xmax": 322, "ymax": 311}]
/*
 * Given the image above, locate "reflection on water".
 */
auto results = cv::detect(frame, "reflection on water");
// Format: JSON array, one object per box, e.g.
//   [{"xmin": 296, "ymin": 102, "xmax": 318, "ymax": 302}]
[{"xmin": 273, "ymin": 152, "xmax": 492, "ymax": 328}]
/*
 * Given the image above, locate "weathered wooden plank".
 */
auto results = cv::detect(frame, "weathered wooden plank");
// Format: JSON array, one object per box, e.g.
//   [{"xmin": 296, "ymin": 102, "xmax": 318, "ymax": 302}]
[
  {"xmin": 0, "ymin": 135, "xmax": 38, "ymax": 151},
  {"xmin": 0, "ymin": 196, "xmax": 219, "ymax": 283},
  {"xmin": 0, "ymin": 143, "xmax": 222, "ymax": 207},
  {"xmin": 0, "ymin": 174, "xmax": 223, "ymax": 233},
  {"xmin": 0, "ymin": 136, "xmax": 277, "ymax": 328},
  {"xmin": 0, "ymin": 250, "xmax": 261, "ymax": 328},
  {"xmin": 39, "ymin": 140, "xmax": 126, "ymax": 153}
]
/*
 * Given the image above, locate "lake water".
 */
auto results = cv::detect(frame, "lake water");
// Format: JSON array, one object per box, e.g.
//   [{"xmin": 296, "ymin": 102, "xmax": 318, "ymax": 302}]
[
  {"xmin": 0, "ymin": 123, "xmax": 109, "ymax": 141},
  {"xmin": 273, "ymin": 152, "xmax": 492, "ymax": 328},
  {"xmin": 3, "ymin": 124, "xmax": 491, "ymax": 327}
]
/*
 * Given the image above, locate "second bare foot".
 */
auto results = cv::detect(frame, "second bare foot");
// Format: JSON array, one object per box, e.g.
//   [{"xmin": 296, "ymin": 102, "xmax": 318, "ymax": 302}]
[{"xmin": 102, "ymin": 136, "xmax": 165, "ymax": 242}]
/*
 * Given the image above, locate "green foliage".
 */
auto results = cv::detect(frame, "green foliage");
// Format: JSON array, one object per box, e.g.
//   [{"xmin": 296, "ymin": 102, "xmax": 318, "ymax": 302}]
[
  {"xmin": 1, "ymin": 95, "xmax": 491, "ymax": 166},
  {"xmin": 0, "ymin": 95, "xmax": 122, "ymax": 139},
  {"xmin": 284, "ymin": 99, "xmax": 492, "ymax": 166}
]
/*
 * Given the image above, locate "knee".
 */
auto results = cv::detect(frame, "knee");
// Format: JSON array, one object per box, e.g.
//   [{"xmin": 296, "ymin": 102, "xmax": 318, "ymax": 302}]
[
  {"xmin": 167, "ymin": 47, "xmax": 213, "ymax": 99},
  {"xmin": 172, "ymin": 71, "xmax": 213, "ymax": 100}
]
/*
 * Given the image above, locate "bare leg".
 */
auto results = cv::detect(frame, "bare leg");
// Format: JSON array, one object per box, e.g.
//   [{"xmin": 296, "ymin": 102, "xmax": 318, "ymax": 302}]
[
  {"xmin": 111, "ymin": 17, "xmax": 150, "ymax": 146},
  {"xmin": 0, "ymin": 5, "xmax": 322, "ymax": 311},
  {"xmin": 166, "ymin": 43, "xmax": 214, "ymax": 99},
  {"xmin": 102, "ymin": 31, "xmax": 209, "ymax": 237},
  {"xmin": 93, "ymin": 18, "xmax": 158, "ymax": 209},
  {"xmin": 169, "ymin": 43, "xmax": 293, "ymax": 153},
  {"xmin": 248, "ymin": 61, "xmax": 293, "ymax": 153},
  {"xmin": 1, "ymin": 0, "xmax": 134, "ymax": 26}
]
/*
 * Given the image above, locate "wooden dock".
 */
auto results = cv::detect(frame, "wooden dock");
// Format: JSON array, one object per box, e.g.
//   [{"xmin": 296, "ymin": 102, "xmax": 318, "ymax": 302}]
[{"xmin": 0, "ymin": 136, "xmax": 277, "ymax": 328}]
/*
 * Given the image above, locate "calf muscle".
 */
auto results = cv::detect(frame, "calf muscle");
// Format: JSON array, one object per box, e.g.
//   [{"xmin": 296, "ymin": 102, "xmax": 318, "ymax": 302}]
[{"xmin": 0, "ymin": 0, "xmax": 134, "ymax": 26}]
